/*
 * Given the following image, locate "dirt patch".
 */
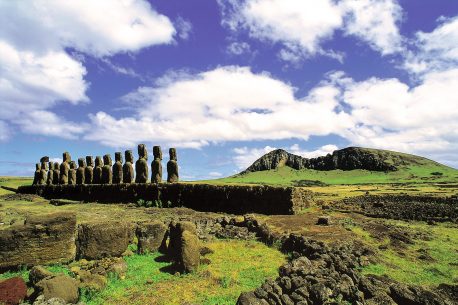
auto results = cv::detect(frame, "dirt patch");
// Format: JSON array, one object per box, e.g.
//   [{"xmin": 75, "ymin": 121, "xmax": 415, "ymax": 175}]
[{"xmin": 0, "ymin": 193, "xmax": 40, "ymax": 202}]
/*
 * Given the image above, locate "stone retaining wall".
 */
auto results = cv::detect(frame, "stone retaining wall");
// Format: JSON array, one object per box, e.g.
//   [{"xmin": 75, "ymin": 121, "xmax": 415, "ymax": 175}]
[{"xmin": 17, "ymin": 183, "xmax": 313, "ymax": 215}]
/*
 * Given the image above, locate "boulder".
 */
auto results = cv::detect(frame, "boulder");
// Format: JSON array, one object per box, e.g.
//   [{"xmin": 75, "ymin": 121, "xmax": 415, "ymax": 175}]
[
  {"xmin": 236, "ymin": 291, "xmax": 269, "ymax": 305},
  {"xmin": 29, "ymin": 266, "xmax": 55, "ymax": 286},
  {"xmin": 168, "ymin": 221, "xmax": 197, "ymax": 259},
  {"xmin": 0, "ymin": 277, "xmax": 27, "ymax": 305},
  {"xmin": 317, "ymin": 216, "xmax": 330, "ymax": 226},
  {"xmin": 0, "ymin": 212, "xmax": 76, "ymax": 270},
  {"xmin": 77, "ymin": 221, "xmax": 133, "ymax": 260},
  {"xmin": 78, "ymin": 270, "xmax": 107, "ymax": 291},
  {"xmin": 178, "ymin": 230, "xmax": 200, "ymax": 273},
  {"xmin": 136, "ymin": 221, "xmax": 167, "ymax": 254},
  {"xmin": 35, "ymin": 275, "xmax": 79, "ymax": 304}
]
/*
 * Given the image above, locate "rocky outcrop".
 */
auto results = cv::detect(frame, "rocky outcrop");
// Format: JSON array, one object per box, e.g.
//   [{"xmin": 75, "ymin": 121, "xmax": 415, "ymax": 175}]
[
  {"xmin": 0, "ymin": 212, "xmax": 77, "ymax": 270},
  {"xmin": 242, "ymin": 147, "xmax": 399, "ymax": 174}
]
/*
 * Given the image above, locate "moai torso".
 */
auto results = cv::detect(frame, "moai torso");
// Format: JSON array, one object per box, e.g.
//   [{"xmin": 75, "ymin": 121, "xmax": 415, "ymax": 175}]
[
  {"xmin": 93, "ymin": 156, "xmax": 103, "ymax": 184},
  {"xmin": 123, "ymin": 150, "xmax": 134, "ymax": 183},
  {"xmin": 167, "ymin": 148, "xmax": 179, "ymax": 183},
  {"xmin": 59, "ymin": 152, "xmax": 71, "ymax": 184},
  {"xmin": 85, "ymin": 156, "xmax": 94, "ymax": 184},
  {"xmin": 135, "ymin": 144, "xmax": 148, "ymax": 183},
  {"xmin": 46, "ymin": 162, "xmax": 53, "ymax": 185},
  {"xmin": 33, "ymin": 163, "xmax": 41, "ymax": 185},
  {"xmin": 52, "ymin": 162, "xmax": 60, "ymax": 185},
  {"xmin": 76, "ymin": 158, "xmax": 86, "ymax": 185},
  {"xmin": 112, "ymin": 152, "xmax": 123, "ymax": 184},
  {"xmin": 101, "ymin": 154, "xmax": 113, "ymax": 184},
  {"xmin": 151, "ymin": 146, "xmax": 162, "ymax": 183},
  {"xmin": 68, "ymin": 161, "xmax": 77, "ymax": 185},
  {"xmin": 38, "ymin": 161, "xmax": 48, "ymax": 185}
]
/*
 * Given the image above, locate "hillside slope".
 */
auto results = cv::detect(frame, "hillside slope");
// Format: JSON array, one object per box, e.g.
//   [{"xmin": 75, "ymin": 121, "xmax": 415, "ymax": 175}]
[{"xmin": 222, "ymin": 147, "xmax": 458, "ymax": 185}]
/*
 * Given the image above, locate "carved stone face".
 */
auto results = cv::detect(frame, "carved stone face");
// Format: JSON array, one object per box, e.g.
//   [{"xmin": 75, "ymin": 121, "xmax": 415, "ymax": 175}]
[
  {"xmin": 138, "ymin": 144, "xmax": 148, "ymax": 160},
  {"xmin": 115, "ymin": 152, "xmax": 123, "ymax": 163},
  {"xmin": 125, "ymin": 150, "xmax": 134, "ymax": 163},
  {"xmin": 41, "ymin": 162, "xmax": 48, "ymax": 171},
  {"xmin": 70, "ymin": 161, "xmax": 77, "ymax": 169},
  {"xmin": 86, "ymin": 156, "xmax": 94, "ymax": 167},
  {"xmin": 62, "ymin": 152, "xmax": 71, "ymax": 163},
  {"xmin": 78, "ymin": 158, "xmax": 86, "ymax": 167},
  {"xmin": 54, "ymin": 162, "xmax": 59, "ymax": 170},
  {"xmin": 95, "ymin": 156, "xmax": 103, "ymax": 167},
  {"xmin": 169, "ymin": 148, "xmax": 177, "ymax": 161},
  {"xmin": 36, "ymin": 163, "xmax": 41, "ymax": 171},
  {"xmin": 103, "ymin": 154, "xmax": 112, "ymax": 166},
  {"xmin": 153, "ymin": 146, "xmax": 162, "ymax": 160}
]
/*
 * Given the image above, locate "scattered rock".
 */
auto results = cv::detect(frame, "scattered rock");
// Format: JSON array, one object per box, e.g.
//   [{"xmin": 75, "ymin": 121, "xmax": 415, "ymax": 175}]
[
  {"xmin": 32, "ymin": 295, "xmax": 67, "ymax": 305},
  {"xmin": 29, "ymin": 266, "xmax": 55, "ymax": 286},
  {"xmin": 317, "ymin": 216, "xmax": 330, "ymax": 226},
  {"xmin": 0, "ymin": 277, "xmax": 27, "ymax": 305},
  {"xmin": 78, "ymin": 270, "xmax": 107, "ymax": 291},
  {"xmin": 199, "ymin": 246, "xmax": 214, "ymax": 256},
  {"xmin": 35, "ymin": 275, "xmax": 79, "ymax": 304},
  {"xmin": 136, "ymin": 221, "xmax": 167, "ymax": 254},
  {"xmin": 236, "ymin": 291, "xmax": 269, "ymax": 305}
]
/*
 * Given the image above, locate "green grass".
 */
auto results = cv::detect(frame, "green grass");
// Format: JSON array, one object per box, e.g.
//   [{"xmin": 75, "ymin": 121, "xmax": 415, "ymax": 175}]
[
  {"xmin": 0, "ymin": 264, "xmax": 72, "ymax": 282},
  {"xmin": 0, "ymin": 176, "xmax": 32, "ymax": 195}
]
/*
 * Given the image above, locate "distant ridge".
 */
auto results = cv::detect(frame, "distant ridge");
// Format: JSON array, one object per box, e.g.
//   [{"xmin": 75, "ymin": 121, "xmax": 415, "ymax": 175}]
[{"xmin": 241, "ymin": 147, "xmax": 440, "ymax": 174}]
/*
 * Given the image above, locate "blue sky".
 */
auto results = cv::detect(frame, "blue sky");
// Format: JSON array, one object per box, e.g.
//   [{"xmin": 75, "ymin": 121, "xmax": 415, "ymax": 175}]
[{"xmin": 1, "ymin": 0, "xmax": 458, "ymax": 179}]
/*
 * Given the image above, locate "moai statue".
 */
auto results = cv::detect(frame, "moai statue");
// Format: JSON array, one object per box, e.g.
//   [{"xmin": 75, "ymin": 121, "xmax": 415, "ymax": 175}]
[
  {"xmin": 85, "ymin": 156, "xmax": 94, "ymax": 184},
  {"xmin": 151, "ymin": 146, "xmax": 162, "ymax": 183},
  {"xmin": 93, "ymin": 156, "xmax": 103, "ymax": 184},
  {"xmin": 76, "ymin": 158, "xmax": 86, "ymax": 185},
  {"xmin": 59, "ymin": 152, "xmax": 71, "ymax": 184},
  {"xmin": 68, "ymin": 161, "xmax": 77, "ymax": 185},
  {"xmin": 112, "ymin": 152, "xmax": 123, "ymax": 184},
  {"xmin": 52, "ymin": 162, "xmax": 60, "ymax": 185},
  {"xmin": 135, "ymin": 144, "xmax": 148, "ymax": 183},
  {"xmin": 167, "ymin": 148, "xmax": 179, "ymax": 183},
  {"xmin": 33, "ymin": 163, "xmax": 41, "ymax": 185},
  {"xmin": 123, "ymin": 150, "xmax": 134, "ymax": 183},
  {"xmin": 101, "ymin": 154, "xmax": 113, "ymax": 184},
  {"xmin": 37, "ymin": 161, "xmax": 48, "ymax": 185},
  {"xmin": 46, "ymin": 161, "xmax": 53, "ymax": 185}
]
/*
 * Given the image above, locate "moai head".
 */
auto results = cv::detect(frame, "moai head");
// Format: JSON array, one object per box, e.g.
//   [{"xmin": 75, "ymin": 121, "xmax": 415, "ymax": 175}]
[
  {"xmin": 138, "ymin": 144, "xmax": 148, "ymax": 160},
  {"xmin": 78, "ymin": 158, "xmax": 86, "ymax": 168},
  {"xmin": 153, "ymin": 146, "xmax": 162, "ymax": 160},
  {"xmin": 125, "ymin": 150, "xmax": 134, "ymax": 163},
  {"xmin": 70, "ymin": 161, "xmax": 77, "ymax": 169},
  {"xmin": 103, "ymin": 154, "xmax": 112, "ymax": 166},
  {"xmin": 169, "ymin": 148, "xmax": 177, "ymax": 161},
  {"xmin": 115, "ymin": 152, "xmax": 123, "ymax": 163},
  {"xmin": 62, "ymin": 152, "xmax": 71, "ymax": 163},
  {"xmin": 35, "ymin": 163, "xmax": 41, "ymax": 171},
  {"xmin": 54, "ymin": 162, "xmax": 59, "ymax": 170},
  {"xmin": 86, "ymin": 156, "xmax": 94, "ymax": 167},
  {"xmin": 41, "ymin": 161, "xmax": 48, "ymax": 171},
  {"xmin": 40, "ymin": 156, "xmax": 49, "ymax": 163},
  {"xmin": 95, "ymin": 156, "xmax": 103, "ymax": 167}
]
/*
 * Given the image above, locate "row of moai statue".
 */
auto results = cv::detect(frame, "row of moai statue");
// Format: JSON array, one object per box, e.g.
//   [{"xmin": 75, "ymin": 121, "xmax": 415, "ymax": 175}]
[{"xmin": 32, "ymin": 144, "xmax": 179, "ymax": 185}]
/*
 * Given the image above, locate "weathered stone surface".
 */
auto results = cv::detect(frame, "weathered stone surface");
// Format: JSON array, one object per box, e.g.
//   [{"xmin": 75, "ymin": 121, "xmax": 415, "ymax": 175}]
[
  {"xmin": 77, "ymin": 221, "xmax": 132, "ymax": 260},
  {"xmin": 167, "ymin": 148, "xmax": 179, "ymax": 183},
  {"xmin": 168, "ymin": 221, "xmax": 197, "ymax": 259},
  {"xmin": 317, "ymin": 216, "xmax": 330, "ymax": 226},
  {"xmin": 33, "ymin": 163, "xmax": 41, "ymax": 185},
  {"xmin": 112, "ymin": 152, "xmax": 123, "ymax": 184},
  {"xmin": 0, "ymin": 277, "xmax": 27, "ymax": 305},
  {"xmin": 101, "ymin": 154, "xmax": 113, "ymax": 184},
  {"xmin": 78, "ymin": 270, "xmax": 107, "ymax": 291},
  {"xmin": 85, "ymin": 156, "xmax": 94, "ymax": 184},
  {"xmin": 29, "ymin": 266, "xmax": 55, "ymax": 286},
  {"xmin": 236, "ymin": 292, "xmax": 269, "ymax": 305},
  {"xmin": 38, "ymin": 161, "xmax": 48, "ymax": 185},
  {"xmin": 35, "ymin": 275, "xmax": 79, "ymax": 304},
  {"xmin": 52, "ymin": 163, "xmax": 60, "ymax": 185},
  {"xmin": 93, "ymin": 156, "xmax": 103, "ymax": 184},
  {"xmin": 68, "ymin": 161, "xmax": 76, "ymax": 185},
  {"xmin": 76, "ymin": 158, "xmax": 86, "ymax": 185},
  {"xmin": 135, "ymin": 144, "xmax": 148, "ymax": 183},
  {"xmin": 136, "ymin": 221, "xmax": 167, "ymax": 254},
  {"xmin": 59, "ymin": 152, "xmax": 71, "ymax": 184},
  {"xmin": 151, "ymin": 146, "xmax": 162, "ymax": 183},
  {"xmin": 179, "ymin": 230, "xmax": 200, "ymax": 273},
  {"xmin": 47, "ymin": 162, "xmax": 54, "ymax": 185},
  {"xmin": 0, "ymin": 212, "xmax": 76, "ymax": 270},
  {"xmin": 123, "ymin": 150, "xmax": 134, "ymax": 183}
]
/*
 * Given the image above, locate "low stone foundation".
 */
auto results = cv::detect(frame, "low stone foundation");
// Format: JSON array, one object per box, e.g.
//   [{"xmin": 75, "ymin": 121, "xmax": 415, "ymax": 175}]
[{"xmin": 17, "ymin": 183, "xmax": 313, "ymax": 215}]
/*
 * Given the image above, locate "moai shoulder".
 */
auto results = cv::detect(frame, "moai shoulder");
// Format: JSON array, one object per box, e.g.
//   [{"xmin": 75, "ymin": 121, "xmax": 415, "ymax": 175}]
[
  {"xmin": 68, "ymin": 161, "xmax": 77, "ymax": 185},
  {"xmin": 112, "ymin": 152, "xmax": 123, "ymax": 184},
  {"xmin": 123, "ymin": 150, "xmax": 134, "ymax": 183},
  {"xmin": 76, "ymin": 158, "xmax": 86, "ymax": 185},
  {"xmin": 151, "ymin": 145, "xmax": 162, "ymax": 184},
  {"xmin": 135, "ymin": 144, "xmax": 148, "ymax": 183},
  {"xmin": 101, "ymin": 154, "xmax": 113, "ymax": 184},
  {"xmin": 167, "ymin": 148, "xmax": 179, "ymax": 183},
  {"xmin": 85, "ymin": 156, "xmax": 94, "ymax": 184}
]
